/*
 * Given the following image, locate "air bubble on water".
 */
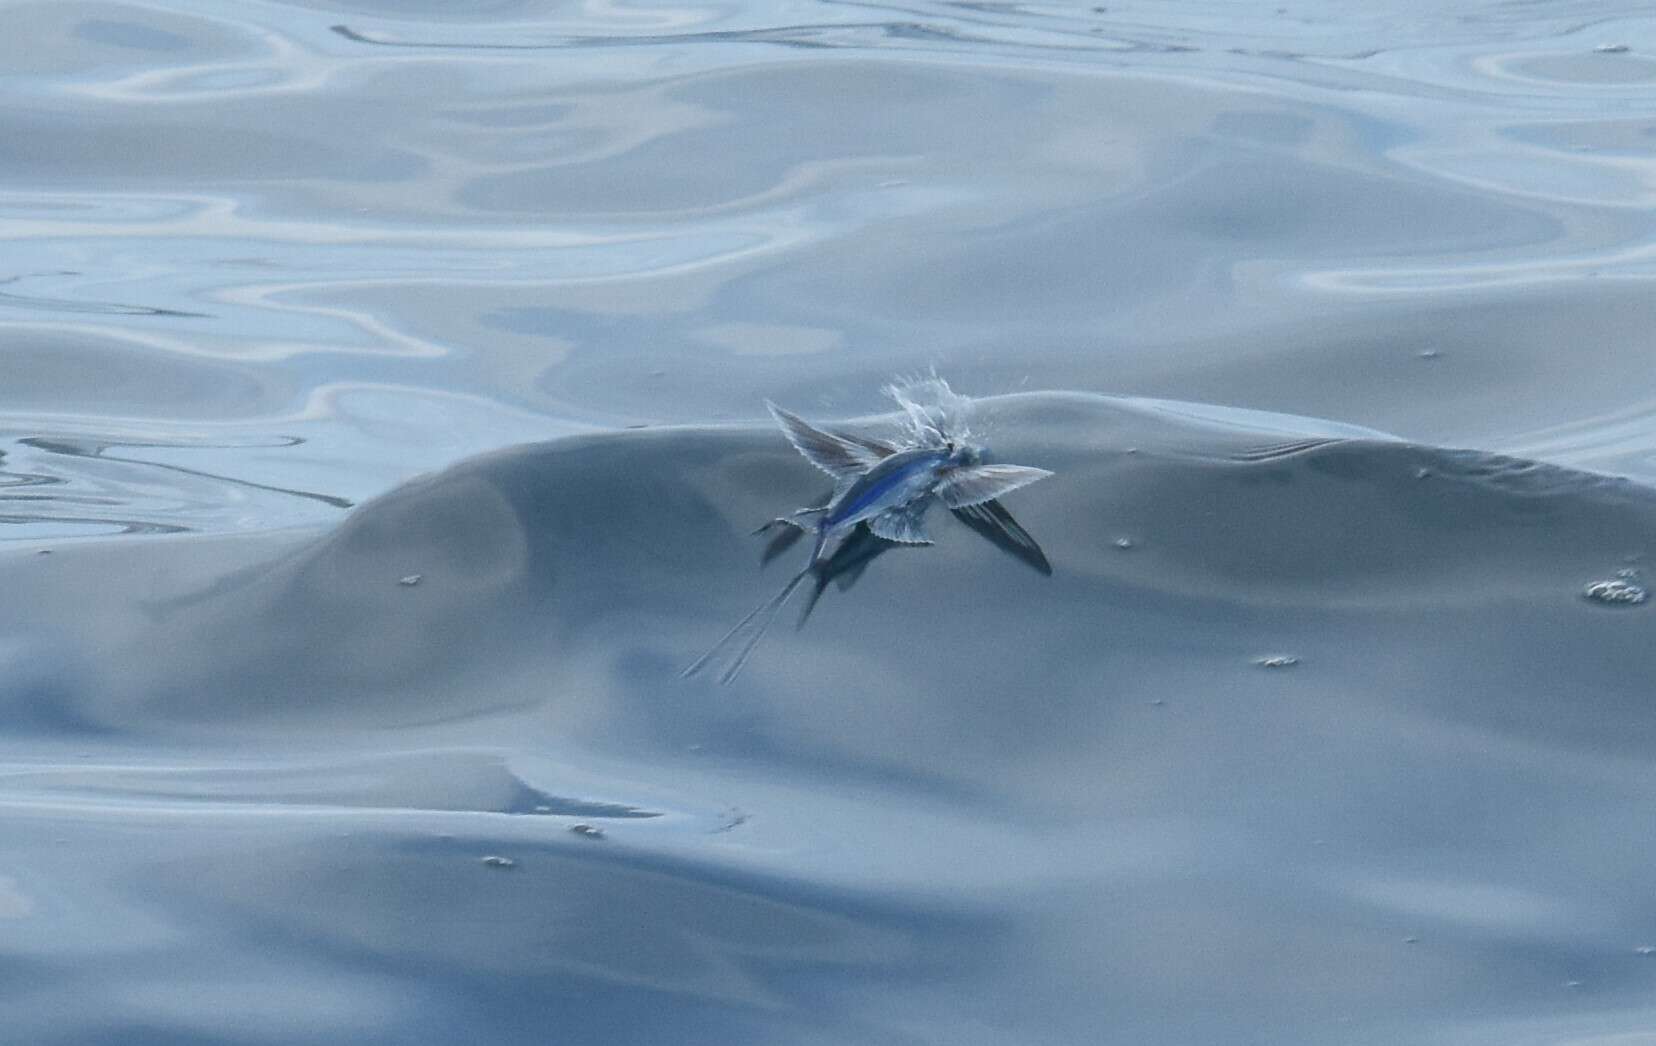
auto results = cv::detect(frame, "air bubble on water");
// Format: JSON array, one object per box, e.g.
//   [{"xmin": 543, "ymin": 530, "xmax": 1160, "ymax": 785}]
[
  {"xmin": 570, "ymin": 824, "xmax": 605, "ymax": 839},
  {"xmin": 480, "ymin": 855, "xmax": 516, "ymax": 869},
  {"xmin": 1254, "ymin": 655, "xmax": 1300, "ymax": 669},
  {"xmin": 1583, "ymin": 578, "xmax": 1648, "ymax": 606},
  {"xmin": 398, "ymin": 574, "xmax": 422, "ymax": 587}
]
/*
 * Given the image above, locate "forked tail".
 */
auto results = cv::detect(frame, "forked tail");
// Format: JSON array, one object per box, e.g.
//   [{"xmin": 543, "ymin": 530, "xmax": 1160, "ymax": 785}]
[{"xmin": 681, "ymin": 568, "xmax": 810, "ymax": 684}]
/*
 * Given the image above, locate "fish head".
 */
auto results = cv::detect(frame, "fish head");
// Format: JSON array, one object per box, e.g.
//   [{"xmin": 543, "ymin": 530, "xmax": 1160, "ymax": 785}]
[{"xmin": 945, "ymin": 442, "xmax": 983, "ymax": 467}]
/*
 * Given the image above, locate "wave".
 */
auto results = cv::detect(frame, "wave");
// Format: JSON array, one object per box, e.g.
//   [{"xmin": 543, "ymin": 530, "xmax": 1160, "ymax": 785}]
[
  {"xmin": 3, "ymin": 392, "xmax": 1648, "ymax": 759},
  {"xmin": 5, "ymin": 390, "xmax": 1656, "ymax": 1044}
]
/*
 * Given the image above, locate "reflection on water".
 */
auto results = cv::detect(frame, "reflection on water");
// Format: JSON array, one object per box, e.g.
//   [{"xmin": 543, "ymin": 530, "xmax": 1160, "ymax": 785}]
[{"xmin": 4, "ymin": 0, "xmax": 1656, "ymax": 1042}]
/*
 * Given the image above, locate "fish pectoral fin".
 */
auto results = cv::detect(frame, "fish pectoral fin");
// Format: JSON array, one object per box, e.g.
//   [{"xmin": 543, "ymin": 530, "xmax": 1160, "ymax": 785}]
[
  {"xmin": 935, "ymin": 464, "xmax": 1053, "ymax": 509},
  {"xmin": 868, "ymin": 503, "xmax": 933, "ymax": 545},
  {"xmin": 767, "ymin": 401, "xmax": 886, "ymax": 481},
  {"xmin": 833, "ymin": 430, "xmax": 899, "ymax": 459}
]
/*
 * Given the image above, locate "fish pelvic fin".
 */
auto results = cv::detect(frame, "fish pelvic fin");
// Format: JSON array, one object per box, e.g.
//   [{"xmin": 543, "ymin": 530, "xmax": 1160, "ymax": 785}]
[
  {"xmin": 868, "ymin": 501, "xmax": 933, "ymax": 545},
  {"xmin": 750, "ymin": 504, "xmax": 826, "ymax": 536}
]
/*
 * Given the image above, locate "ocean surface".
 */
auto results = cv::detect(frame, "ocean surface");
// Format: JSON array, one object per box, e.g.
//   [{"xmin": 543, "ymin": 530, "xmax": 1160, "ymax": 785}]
[{"xmin": 4, "ymin": 1, "xmax": 1656, "ymax": 1043}]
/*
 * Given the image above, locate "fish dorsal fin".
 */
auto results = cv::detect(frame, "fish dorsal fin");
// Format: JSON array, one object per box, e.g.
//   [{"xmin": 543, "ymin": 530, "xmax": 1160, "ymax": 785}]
[
  {"xmin": 868, "ymin": 501, "xmax": 933, "ymax": 545},
  {"xmin": 767, "ymin": 402, "xmax": 887, "ymax": 481},
  {"xmin": 935, "ymin": 464, "xmax": 1053, "ymax": 509}
]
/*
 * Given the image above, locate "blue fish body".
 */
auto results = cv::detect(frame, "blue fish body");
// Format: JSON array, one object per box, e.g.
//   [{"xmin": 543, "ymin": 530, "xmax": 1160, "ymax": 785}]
[{"xmin": 825, "ymin": 447, "xmax": 953, "ymax": 529}]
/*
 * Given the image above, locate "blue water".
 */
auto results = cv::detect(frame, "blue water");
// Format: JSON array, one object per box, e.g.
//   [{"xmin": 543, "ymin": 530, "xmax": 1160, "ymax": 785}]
[{"xmin": 5, "ymin": 2, "xmax": 1656, "ymax": 1042}]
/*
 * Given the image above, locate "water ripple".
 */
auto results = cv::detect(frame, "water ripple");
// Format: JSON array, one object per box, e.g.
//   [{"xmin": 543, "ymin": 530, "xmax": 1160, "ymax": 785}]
[{"xmin": 7, "ymin": 3, "xmax": 1656, "ymax": 1039}]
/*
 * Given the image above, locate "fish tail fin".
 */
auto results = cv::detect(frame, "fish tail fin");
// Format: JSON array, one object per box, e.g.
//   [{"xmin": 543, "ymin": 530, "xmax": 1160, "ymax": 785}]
[
  {"xmin": 681, "ymin": 569, "xmax": 809, "ymax": 684},
  {"xmin": 716, "ymin": 570, "xmax": 809, "ymax": 684}
]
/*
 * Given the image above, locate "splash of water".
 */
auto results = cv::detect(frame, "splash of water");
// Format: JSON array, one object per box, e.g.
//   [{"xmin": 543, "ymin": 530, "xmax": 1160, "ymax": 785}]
[{"xmin": 882, "ymin": 374, "xmax": 975, "ymax": 448}]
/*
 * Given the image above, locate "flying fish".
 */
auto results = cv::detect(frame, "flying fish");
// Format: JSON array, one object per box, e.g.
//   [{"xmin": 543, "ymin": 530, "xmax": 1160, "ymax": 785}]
[{"xmin": 684, "ymin": 397, "xmax": 1052, "ymax": 683}]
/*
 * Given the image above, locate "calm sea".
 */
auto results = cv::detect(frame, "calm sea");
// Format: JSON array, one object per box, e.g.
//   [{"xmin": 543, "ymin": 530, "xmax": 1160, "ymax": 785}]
[{"xmin": 3, "ymin": 2, "xmax": 1656, "ymax": 1043}]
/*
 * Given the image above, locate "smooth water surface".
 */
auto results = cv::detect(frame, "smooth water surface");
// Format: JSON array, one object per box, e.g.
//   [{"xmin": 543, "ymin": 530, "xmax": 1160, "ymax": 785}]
[{"xmin": 3, "ymin": 2, "xmax": 1656, "ymax": 1043}]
